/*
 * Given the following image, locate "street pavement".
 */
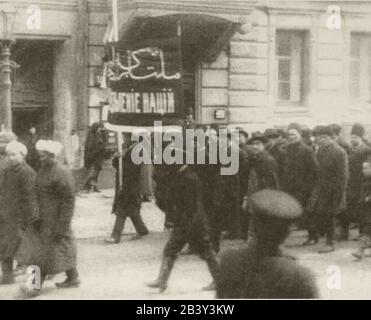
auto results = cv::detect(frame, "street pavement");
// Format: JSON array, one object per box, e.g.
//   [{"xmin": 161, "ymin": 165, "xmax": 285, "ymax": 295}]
[{"xmin": 1, "ymin": 190, "xmax": 371, "ymax": 300}]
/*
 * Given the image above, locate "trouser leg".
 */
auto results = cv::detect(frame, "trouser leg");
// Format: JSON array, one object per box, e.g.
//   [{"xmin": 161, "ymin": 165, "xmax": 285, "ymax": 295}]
[
  {"xmin": 1, "ymin": 257, "xmax": 14, "ymax": 278},
  {"xmin": 209, "ymin": 210, "xmax": 223, "ymax": 253},
  {"xmin": 240, "ymin": 209, "xmax": 250, "ymax": 241},
  {"xmin": 304, "ymin": 209, "xmax": 319, "ymax": 240},
  {"xmin": 111, "ymin": 215, "xmax": 127, "ymax": 241},
  {"xmin": 325, "ymin": 211, "xmax": 335, "ymax": 245},
  {"xmin": 66, "ymin": 268, "xmax": 79, "ymax": 281},
  {"xmin": 147, "ymin": 229, "xmax": 186, "ymax": 292},
  {"xmin": 129, "ymin": 203, "xmax": 149, "ymax": 236},
  {"xmin": 338, "ymin": 210, "xmax": 350, "ymax": 240},
  {"xmin": 200, "ymin": 247, "xmax": 219, "ymax": 281}
]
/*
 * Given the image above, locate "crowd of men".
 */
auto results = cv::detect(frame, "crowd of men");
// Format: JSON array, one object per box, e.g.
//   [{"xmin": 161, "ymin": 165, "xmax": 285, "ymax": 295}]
[
  {"xmin": 2, "ymin": 117, "xmax": 371, "ymax": 299},
  {"xmin": 235, "ymin": 122, "xmax": 371, "ymax": 257}
]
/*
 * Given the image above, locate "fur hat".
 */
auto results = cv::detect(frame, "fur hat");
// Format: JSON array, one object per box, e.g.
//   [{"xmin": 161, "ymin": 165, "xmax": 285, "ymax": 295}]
[
  {"xmin": 247, "ymin": 132, "xmax": 267, "ymax": 144},
  {"xmin": 264, "ymin": 128, "xmax": 280, "ymax": 139},
  {"xmin": 329, "ymin": 124, "xmax": 342, "ymax": 136},
  {"xmin": 313, "ymin": 125, "xmax": 332, "ymax": 137},
  {"xmin": 351, "ymin": 123, "xmax": 366, "ymax": 138},
  {"xmin": 287, "ymin": 123, "xmax": 303, "ymax": 136}
]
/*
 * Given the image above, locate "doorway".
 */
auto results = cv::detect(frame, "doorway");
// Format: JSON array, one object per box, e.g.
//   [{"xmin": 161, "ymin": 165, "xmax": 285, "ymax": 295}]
[
  {"xmin": 11, "ymin": 40, "xmax": 54, "ymax": 140},
  {"xmin": 12, "ymin": 107, "xmax": 50, "ymax": 141}
]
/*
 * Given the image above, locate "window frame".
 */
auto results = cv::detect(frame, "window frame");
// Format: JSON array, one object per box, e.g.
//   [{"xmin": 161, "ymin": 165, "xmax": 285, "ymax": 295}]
[{"xmin": 275, "ymin": 29, "xmax": 309, "ymax": 107}]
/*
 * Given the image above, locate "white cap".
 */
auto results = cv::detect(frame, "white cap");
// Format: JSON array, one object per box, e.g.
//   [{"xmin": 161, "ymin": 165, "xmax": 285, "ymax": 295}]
[
  {"xmin": 36, "ymin": 140, "xmax": 63, "ymax": 156},
  {"xmin": 6, "ymin": 141, "xmax": 28, "ymax": 157}
]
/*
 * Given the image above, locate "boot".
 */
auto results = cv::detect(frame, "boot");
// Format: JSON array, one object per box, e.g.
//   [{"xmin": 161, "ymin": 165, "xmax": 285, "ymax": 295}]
[
  {"xmin": 302, "ymin": 238, "xmax": 319, "ymax": 246},
  {"xmin": 105, "ymin": 236, "xmax": 120, "ymax": 244},
  {"xmin": 0, "ymin": 259, "xmax": 15, "ymax": 285},
  {"xmin": 318, "ymin": 243, "xmax": 335, "ymax": 254},
  {"xmin": 352, "ymin": 248, "xmax": 364, "ymax": 260},
  {"xmin": 0, "ymin": 274, "xmax": 15, "ymax": 285},
  {"xmin": 203, "ymin": 256, "xmax": 219, "ymax": 291},
  {"xmin": 19, "ymin": 284, "xmax": 41, "ymax": 299},
  {"xmin": 55, "ymin": 269, "xmax": 80, "ymax": 289},
  {"xmin": 146, "ymin": 257, "xmax": 175, "ymax": 293}
]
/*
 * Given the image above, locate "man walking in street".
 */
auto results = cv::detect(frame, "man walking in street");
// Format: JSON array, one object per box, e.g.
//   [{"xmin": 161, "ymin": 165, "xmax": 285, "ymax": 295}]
[
  {"xmin": 106, "ymin": 137, "xmax": 149, "ymax": 244},
  {"xmin": 20, "ymin": 140, "xmax": 80, "ymax": 298},
  {"xmin": 0, "ymin": 140, "xmax": 38, "ymax": 285},
  {"xmin": 147, "ymin": 148, "xmax": 219, "ymax": 293}
]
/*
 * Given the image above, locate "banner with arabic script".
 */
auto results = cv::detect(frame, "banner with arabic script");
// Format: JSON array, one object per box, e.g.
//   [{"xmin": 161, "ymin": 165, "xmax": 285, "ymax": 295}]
[{"xmin": 107, "ymin": 37, "xmax": 183, "ymax": 115}]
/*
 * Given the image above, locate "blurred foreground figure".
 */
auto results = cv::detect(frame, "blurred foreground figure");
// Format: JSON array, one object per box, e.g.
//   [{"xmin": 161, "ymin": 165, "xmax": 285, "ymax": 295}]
[
  {"xmin": 147, "ymin": 149, "xmax": 219, "ymax": 293},
  {"xmin": 216, "ymin": 190, "xmax": 318, "ymax": 299}
]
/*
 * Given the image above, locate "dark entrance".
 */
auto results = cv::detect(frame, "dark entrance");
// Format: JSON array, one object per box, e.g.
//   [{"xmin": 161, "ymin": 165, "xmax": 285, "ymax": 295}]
[{"xmin": 11, "ymin": 40, "xmax": 54, "ymax": 140}]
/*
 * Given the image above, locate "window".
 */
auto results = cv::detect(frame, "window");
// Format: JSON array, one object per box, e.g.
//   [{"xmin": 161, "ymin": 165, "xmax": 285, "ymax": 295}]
[
  {"xmin": 275, "ymin": 30, "xmax": 309, "ymax": 104},
  {"xmin": 350, "ymin": 33, "xmax": 371, "ymax": 102}
]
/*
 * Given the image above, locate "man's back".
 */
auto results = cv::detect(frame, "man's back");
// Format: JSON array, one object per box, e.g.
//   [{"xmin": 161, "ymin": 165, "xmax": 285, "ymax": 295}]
[{"xmin": 216, "ymin": 246, "xmax": 318, "ymax": 299}]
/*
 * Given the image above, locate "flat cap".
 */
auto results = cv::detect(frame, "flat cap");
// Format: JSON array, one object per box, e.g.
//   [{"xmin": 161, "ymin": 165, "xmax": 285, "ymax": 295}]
[{"xmin": 250, "ymin": 190, "xmax": 303, "ymax": 220}]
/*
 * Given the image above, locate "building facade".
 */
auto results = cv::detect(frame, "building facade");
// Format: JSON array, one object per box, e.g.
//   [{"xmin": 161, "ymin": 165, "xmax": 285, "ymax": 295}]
[{"xmin": 2, "ymin": 0, "xmax": 371, "ymax": 167}]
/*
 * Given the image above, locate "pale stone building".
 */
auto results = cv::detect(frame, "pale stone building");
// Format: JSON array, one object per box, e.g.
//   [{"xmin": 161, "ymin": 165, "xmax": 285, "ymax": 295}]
[{"xmin": 2, "ymin": 0, "xmax": 371, "ymax": 167}]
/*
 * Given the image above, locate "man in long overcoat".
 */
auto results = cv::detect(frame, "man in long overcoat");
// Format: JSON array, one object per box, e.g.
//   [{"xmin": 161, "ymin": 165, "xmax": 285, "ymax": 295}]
[
  {"xmin": 307, "ymin": 126, "xmax": 348, "ymax": 253},
  {"xmin": 240, "ymin": 133, "xmax": 279, "ymax": 241},
  {"xmin": 209, "ymin": 130, "xmax": 241, "ymax": 252},
  {"xmin": 21, "ymin": 140, "xmax": 80, "ymax": 297},
  {"xmin": 106, "ymin": 139, "xmax": 149, "ymax": 244},
  {"xmin": 284, "ymin": 124, "xmax": 318, "ymax": 245},
  {"xmin": 0, "ymin": 141, "xmax": 38, "ymax": 285}
]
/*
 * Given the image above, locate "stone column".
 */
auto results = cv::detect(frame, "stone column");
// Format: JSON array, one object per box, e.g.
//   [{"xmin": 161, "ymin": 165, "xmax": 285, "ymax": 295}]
[{"xmin": 0, "ymin": 42, "xmax": 12, "ymax": 131}]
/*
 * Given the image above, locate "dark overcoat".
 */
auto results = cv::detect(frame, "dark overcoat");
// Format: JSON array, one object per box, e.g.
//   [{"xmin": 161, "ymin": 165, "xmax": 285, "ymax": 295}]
[
  {"xmin": 347, "ymin": 144, "xmax": 371, "ymax": 210},
  {"xmin": 0, "ymin": 162, "xmax": 38, "ymax": 260},
  {"xmin": 284, "ymin": 141, "xmax": 318, "ymax": 206},
  {"xmin": 266, "ymin": 141, "xmax": 287, "ymax": 186},
  {"xmin": 112, "ymin": 146, "xmax": 142, "ymax": 217},
  {"xmin": 84, "ymin": 123, "xmax": 105, "ymax": 170},
  {"xmin": 24, "ymin": 133, "xmax": 40, "ymax": 171},
  {"xmin": 36, "ymin": 163, "xmax": 77, "ymax": 275},
  {"xmin": 307, "ymin": 141, "xmax": 348, "ymax": 217},
  {"xmin": 247, "ymin": 151, "xmax": 279, "ymax": 195}
]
